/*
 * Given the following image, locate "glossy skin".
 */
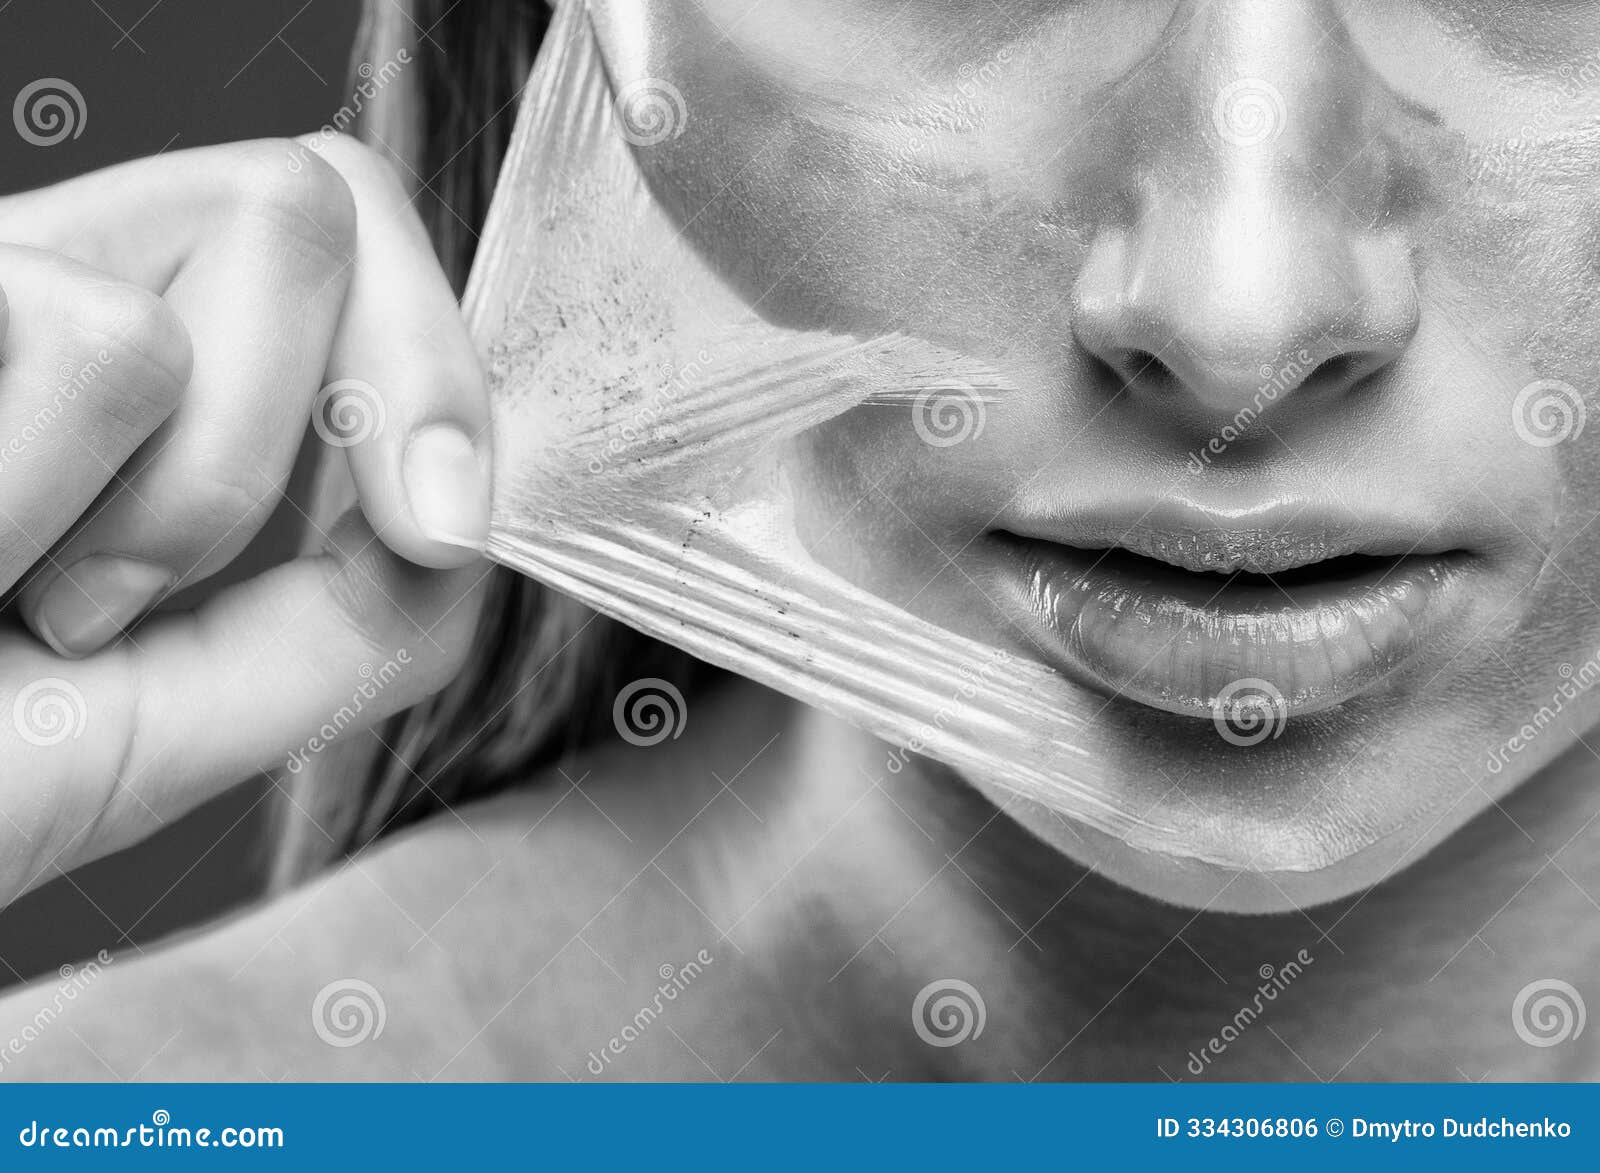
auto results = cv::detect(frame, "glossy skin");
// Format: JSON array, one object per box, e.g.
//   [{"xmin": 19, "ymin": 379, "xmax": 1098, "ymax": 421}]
[{"xmin": 591, "ymin": 0, "xmax": 1600, "ymax": 909}]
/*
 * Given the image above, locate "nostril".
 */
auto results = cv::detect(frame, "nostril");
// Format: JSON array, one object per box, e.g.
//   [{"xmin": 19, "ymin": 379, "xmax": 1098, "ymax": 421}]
[{"xmin": 1116, "ymin": 348, "xmax": 1183, "ymax": 394}]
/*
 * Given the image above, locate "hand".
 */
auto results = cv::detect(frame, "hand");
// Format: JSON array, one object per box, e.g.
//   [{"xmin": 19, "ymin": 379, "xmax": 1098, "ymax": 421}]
[{"xmin": 0, "ymin": 135, "xmax": 491, "ymax": 904}]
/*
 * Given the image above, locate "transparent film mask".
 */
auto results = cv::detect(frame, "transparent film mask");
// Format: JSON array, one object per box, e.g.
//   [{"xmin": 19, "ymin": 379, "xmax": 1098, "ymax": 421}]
[{"xmin": 466, "ymin": 0, "xmax": 1225, "ymax": 864}]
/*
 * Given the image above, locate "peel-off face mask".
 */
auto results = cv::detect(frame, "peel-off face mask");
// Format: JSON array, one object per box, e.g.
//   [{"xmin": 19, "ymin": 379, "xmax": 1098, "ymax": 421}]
[{"xmin": 465, "ymin": 0, "xmax": 1600, "ymax": 900}]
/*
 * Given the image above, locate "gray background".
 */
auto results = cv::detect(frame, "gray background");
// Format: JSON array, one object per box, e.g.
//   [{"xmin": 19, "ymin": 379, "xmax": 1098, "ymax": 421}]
[{"xmin": 0, "ymin": 0, "xmax": 358, "ymax": 985}]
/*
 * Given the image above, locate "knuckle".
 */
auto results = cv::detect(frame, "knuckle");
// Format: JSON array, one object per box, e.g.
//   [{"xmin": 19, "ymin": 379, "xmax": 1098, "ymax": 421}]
[
  {"xmin": 66, "ymin": 281, "xmax": 192, "ymax": 416},
  {"xmin": 164, "ymin": 451, "xmax": 284, "ymax": 536},
  {"xmin": 226, "ymin": 139, "xmax": 359, "ymax": 267}
]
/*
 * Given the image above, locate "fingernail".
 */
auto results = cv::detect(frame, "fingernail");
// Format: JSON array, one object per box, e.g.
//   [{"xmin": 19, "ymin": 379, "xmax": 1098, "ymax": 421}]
[
  {"xmin": 34, "ymin": 555, "xmax": 175, "ymax": 658},
  {"xmin": 403, "ymin": 424, "xmax": 491, "ymax": 552}
]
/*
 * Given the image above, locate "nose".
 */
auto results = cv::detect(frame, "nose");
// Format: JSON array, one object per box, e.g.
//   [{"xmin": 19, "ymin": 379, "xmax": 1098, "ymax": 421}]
[{"xmin": 1069, "ymin": 0, "xmax": 1420, "ymax": 423}]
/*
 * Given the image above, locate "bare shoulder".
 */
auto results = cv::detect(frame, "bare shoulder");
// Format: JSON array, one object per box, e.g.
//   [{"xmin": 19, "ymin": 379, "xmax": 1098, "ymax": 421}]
[{"xmin": 0, "ymin": 681, "xmax": 801, "ymax": 1080}]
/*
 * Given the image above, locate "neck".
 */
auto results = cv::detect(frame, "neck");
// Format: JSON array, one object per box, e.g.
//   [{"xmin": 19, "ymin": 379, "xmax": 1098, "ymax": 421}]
[{"xmin": 762, "ymin": 702, "xmax": 1600, "ymax": 1080}]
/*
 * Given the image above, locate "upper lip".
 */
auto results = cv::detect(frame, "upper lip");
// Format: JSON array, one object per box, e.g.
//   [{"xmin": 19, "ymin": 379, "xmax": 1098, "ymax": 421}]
[{"xmin": 1002, "ymin": 496, "xmax": 1462, "ymax": 577}]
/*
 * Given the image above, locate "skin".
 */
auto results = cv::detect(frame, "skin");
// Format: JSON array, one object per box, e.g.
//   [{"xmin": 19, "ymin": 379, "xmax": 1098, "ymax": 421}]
[{"xmin": 2, "ymin": 0, "xmax": 1599, "ymax": 1079}]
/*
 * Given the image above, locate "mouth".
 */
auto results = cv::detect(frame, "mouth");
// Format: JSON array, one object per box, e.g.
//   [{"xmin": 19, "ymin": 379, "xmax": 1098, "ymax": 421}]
[{"xmin": 998, "ymin": 505, "xmax": 1475, "ymax": 726}]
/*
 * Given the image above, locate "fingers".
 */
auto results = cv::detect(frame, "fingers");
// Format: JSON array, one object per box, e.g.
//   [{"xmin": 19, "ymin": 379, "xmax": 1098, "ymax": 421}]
[
  {"xmin": 307, "ymin": 134, "xmax": 492, "ymax": 570},
  {"xmin": 0, "ymin": 245, "xmax": 192, "ymax": 602},
  {"xmin": 16, "ymin": 148, "xmax": 360, "ymax": 656},
  {"xmin": 0, "ymin": 509, "xmax": 489, "ymax": 903}
]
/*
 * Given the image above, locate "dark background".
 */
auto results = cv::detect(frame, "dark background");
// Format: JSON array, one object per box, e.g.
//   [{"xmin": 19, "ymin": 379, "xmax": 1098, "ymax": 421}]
[{"xmin": 0, "ymin": 0, "xmax": 359, "ymax": 985}]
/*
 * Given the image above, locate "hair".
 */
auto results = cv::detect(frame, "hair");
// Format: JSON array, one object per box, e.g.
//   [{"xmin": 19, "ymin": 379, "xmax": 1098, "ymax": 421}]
[{"xmin": 268, "ymin": 0, "xmax": 711, "ymax": 887}]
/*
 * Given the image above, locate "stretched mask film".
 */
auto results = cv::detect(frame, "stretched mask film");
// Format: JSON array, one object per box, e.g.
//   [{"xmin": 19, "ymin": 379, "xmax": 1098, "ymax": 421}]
[{"xmin": 466, "ymin": 0, "xmax": 1209, "ymax": 861}]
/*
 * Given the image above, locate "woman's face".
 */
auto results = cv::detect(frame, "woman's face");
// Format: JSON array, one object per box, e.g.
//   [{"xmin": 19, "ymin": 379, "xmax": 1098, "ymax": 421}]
[{"xmin": 589, "ymin": 0, "xmax": 1600, "ymax": 909}]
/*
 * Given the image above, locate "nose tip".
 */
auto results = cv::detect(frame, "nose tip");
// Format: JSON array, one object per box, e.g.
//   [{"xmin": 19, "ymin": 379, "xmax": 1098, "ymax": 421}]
[{"xmin": 1071, "ymin": 206, "xmax": 1420, "ymax": 420}]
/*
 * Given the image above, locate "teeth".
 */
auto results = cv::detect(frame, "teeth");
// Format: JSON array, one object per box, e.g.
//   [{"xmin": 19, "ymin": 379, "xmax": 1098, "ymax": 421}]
[{"xmin": 1129, "ymin": 530, "xmax": 1347, "ymax": 576}]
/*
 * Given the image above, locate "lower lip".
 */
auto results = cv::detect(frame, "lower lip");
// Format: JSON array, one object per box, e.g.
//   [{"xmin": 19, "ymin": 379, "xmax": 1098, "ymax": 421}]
[{"xmin": 1005, "ymin": 539, "xmax": 1470, "ymax": 722}]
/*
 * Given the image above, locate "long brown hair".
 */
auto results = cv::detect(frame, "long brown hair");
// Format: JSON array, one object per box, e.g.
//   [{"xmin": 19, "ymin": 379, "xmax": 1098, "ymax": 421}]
[{"xmin": 270, "ymin": 0, "xmax": 709, "ymax": 886}]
